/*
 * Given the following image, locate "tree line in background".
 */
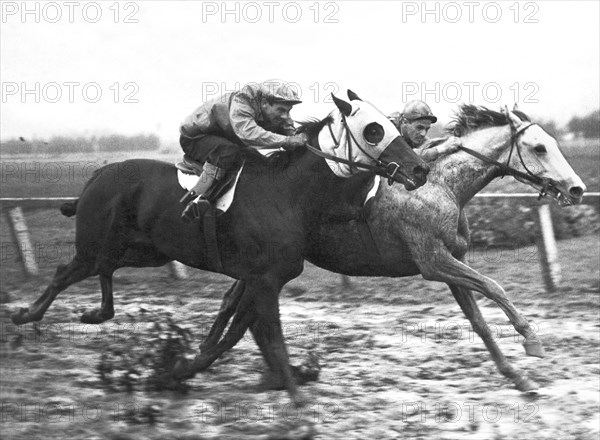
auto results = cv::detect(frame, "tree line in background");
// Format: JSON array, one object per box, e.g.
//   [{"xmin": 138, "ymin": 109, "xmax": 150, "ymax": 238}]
[
  {"xmin": 514, "ymin": 109, "xmax": 599, "ymax": 139},
  {"xmin": 0, "ymin": 134, "xmax": 160, "ymax": 155},
  {"xmin": 566, "ymin": 109, "xmax": 600, "ymax": 138},
  {"xmin": 1, "ymin": 110, "xmax": 598, "ymax": 155},
  {"xmin": 428, "ymin": 108, "xmax": 600, "ymax": 140}
]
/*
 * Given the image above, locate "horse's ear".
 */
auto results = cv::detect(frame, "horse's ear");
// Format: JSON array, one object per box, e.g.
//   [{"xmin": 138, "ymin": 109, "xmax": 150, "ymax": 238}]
[
  {"xmin": 506, "ymin": 107, "xmax": 523, "ymax": 126},
  {"xmin": 347, "ymin": 90, "xmax": 362, "ymax": 101},
  {"xmin": 332, "ymin": 93, "xmax": 352, "ymax": 116},
  {"xmin": 513, "ymin": 103, "xmax": 519, "ymax": 112}
]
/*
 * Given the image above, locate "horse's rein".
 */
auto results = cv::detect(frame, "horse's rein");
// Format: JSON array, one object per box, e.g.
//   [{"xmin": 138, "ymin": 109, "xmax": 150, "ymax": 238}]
[
  {"xmin": 304, "ymin": 114, "xmax": 413, "ymax": 185},
  {"xmin": 457, "ymin": 121, "xmax": 558, "ymax": 199}
]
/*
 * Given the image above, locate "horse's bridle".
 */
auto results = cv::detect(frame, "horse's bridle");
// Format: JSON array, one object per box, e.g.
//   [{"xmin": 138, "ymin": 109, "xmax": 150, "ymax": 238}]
[
  {"xmin": 304, "ymin": 113, "xmax": 415, "ymax": 186},
  {"xmin": 457, "ymin": 116, "xmax": 558, "ymax": 200}
]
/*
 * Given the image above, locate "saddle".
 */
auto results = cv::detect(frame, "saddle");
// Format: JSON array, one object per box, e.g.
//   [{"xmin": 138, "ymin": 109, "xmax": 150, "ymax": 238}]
[
  {"xmin": 175, "ymin": 155, "xmax": 245, "ymax": 274},
  {"xmin": 176, "ymin": 155, "xmax": 204, "ymax": 175}
]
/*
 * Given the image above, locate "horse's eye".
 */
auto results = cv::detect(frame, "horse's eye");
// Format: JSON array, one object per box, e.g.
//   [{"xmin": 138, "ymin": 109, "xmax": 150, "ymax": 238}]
[
  {"xmin": 363, "ymin": 123, "xmax": 384, "ymax": 145},
  {"xmin": 534, "ymin": 144, "xmax": 547, "ymax": 154}
]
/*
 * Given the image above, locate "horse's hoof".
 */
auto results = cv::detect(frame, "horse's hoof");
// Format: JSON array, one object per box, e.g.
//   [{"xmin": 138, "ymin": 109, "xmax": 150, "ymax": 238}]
[
  {"xmin": 259, "ymin": 365, "xmax": 319, "ymax": 391},
  {"xmin": 172, "ymin": 358, "xmax": 194, "ymax": 380},
  {"xmin": 80, "ymin": 308, "xmax": 113, "ymax": 324},
  {"xmin": 11, "ymin": 308, "xmax": 36, "ymax": 325},
  {"xmin": 260, "ymin": 370, "xmax": 286, "ymax": 390},
  {"xmin": 291, "ymin": 390, "xmax": 308, "ymax": 409},
  {"xmin": 515, "ymin": 376, "xmax": 540, "ymax": 392},
  {"xmin": 198, "ymin": 341, "xmax": 213, "ymax": 353},
  {"xmin": 292, "ymin": 364, "xmax": 320, "ymax": 385},
  {"xmin": 523, "ymin": 339, "xmax": 545, "ymax": 358}
]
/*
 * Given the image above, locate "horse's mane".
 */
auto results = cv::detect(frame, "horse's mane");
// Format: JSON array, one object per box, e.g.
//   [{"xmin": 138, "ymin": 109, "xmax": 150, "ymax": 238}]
[
  {"xmin": 296, "ymin": 115, "xmax": 334, "ymax": 138},
  {"xmin": 448, "ymin": 104, "xmax": 531, "ymax": 136}
]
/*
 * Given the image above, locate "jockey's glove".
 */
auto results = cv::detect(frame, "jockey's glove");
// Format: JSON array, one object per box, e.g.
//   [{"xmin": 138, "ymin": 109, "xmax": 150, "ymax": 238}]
[{"xmin": 283, "ymin": 133, "xmax": 309, "ymax": 151}]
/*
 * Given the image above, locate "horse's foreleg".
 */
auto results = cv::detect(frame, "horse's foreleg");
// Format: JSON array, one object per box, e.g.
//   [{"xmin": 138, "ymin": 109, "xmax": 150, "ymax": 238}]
[
  {"xmin": 191, "ymin": 299, "xmax": 255, "ymax": 372},
  {"xmin": 172, "ymin": 294, "xmax": 255, "ymax": 381},
  {"xmin": 418, "ymin": 251, "xmax": 544, "ymax": 358},
  {"xmin": 80, "ymin": 274, "xmax": 115, "ymax": 324},
  {"xmin": 249, "ymin": 316, "xmax": 316, "ymax": 390},
  {"xmin": 11, "ymin": 258, "xmax": 96, "ymax": 325},
  {"xmin": 245, "ymin": 278, "xmax": 304, "ymax": 407},
  {"xmin": 449, "ymin": 284, "xmax": 539, "ymax": 391},
  {"xmin": 199, "ymin": 280, "xmax": 246, "ymax": 352}
]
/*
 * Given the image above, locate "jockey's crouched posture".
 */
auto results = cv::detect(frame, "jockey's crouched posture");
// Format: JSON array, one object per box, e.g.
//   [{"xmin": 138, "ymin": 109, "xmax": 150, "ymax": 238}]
[
  {"xmin": 388, "ymin": 100, "xmax": 461, "ymax": 161},
  {"xmin": 179, "ymin": 79, "xmax": 309, "ymax": 221}
]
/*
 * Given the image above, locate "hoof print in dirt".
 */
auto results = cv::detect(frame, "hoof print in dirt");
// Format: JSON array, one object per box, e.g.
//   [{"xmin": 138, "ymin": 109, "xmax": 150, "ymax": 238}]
[
  {"xmin": 119, "ymin": 404, "xmax": 162, "ymax": 426},
  {"xmin": 265, "ymin": 421, "xmax": 316, "ymax": 440}
]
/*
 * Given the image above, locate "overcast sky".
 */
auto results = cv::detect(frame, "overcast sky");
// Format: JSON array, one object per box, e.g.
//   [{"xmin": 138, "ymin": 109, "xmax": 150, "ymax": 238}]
[{"xmin": 1, "ymin": 0, "xmax": 598, "ymax": 143}]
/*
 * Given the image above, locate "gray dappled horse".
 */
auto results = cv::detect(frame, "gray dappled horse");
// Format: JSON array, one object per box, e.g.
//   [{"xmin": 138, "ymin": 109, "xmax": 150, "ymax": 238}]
[
  {"xmin": 10, "ymin": 91, "xmax": 429, "ymax": 407},
  {"xmin": 197, "ymin": 104, "xmax": 587, "ymax": 398}
]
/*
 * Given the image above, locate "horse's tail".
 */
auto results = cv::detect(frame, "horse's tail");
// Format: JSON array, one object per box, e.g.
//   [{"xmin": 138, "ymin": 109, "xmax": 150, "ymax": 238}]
[
  {"xmin": 60, "ymin": 200, "xmax": 78, "ymax": 217},
  {"xmin": 59, "ymin": 166, "xmax": 104, "ymax": 217}
]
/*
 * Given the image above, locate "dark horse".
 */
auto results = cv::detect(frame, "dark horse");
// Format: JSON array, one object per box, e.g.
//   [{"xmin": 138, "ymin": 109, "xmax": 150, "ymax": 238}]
[
  {"xmin": 11, "ymin": 91, "xmax": 429, "ymax": 406},
  {"xmin": 187, "ymin": 105, "xmax": 587, "ymax": 394}
]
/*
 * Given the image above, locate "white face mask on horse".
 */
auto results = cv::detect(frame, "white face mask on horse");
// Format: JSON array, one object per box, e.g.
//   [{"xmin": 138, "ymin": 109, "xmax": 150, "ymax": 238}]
[{"xmin": 317, "ymin": 90, "xmax": 429, "ymax": 190}]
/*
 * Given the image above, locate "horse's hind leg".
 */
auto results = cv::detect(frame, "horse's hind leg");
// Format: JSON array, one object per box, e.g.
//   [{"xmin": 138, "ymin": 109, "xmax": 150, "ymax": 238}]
[
  {"xmin": 199, "ymin": 280, "xmax": 246, "ymax": 352},
  {"xmin": 11, "ymin": 257, "xmax": 96, "ymax": 325},
  {"xmin": 80, "ymin": 273, "xmax": 115, "ymax": 324},
  {"xmin": 78, "ymin": 196, "xmax": 131, "ymax": 324},
  {"xmin": 449, "ymin": 284, "xmax": 539, "ymax": 392}
]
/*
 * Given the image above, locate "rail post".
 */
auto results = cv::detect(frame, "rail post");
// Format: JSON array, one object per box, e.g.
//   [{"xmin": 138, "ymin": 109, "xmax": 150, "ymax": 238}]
[
  {"xmin": 5, "ymin": 206, "xmax": 39, "ymax": 277},
  {"xmin": 537, "ymin": 204, "xmax": 561, "ymax": 291},
  {"xmin": 1, "ymin": 199, "xmax": 188, "ymax": 280}
]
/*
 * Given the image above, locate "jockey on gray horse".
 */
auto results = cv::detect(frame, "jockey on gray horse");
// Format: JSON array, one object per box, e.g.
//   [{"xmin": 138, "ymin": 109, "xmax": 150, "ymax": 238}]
[{"xmin": 389, "ymin": 100, "xmax": 461, "ymax": 161}]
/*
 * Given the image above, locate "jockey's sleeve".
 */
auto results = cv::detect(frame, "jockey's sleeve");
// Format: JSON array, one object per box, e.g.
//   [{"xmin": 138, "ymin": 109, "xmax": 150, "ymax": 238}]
[
  {"xmin": 418, "ymin": 148, "xmax": 440, "ymax": 162},
  {"xmin": 416, "ymin": 138, "xmax": 440, "ymax": 162},
  {"xmin": 230, "ymin": 93, "xmax": 291, "ymax": 149},
  {"xmin": 417, "ymin": 137, "xmax": 459, "ymax": 162}
]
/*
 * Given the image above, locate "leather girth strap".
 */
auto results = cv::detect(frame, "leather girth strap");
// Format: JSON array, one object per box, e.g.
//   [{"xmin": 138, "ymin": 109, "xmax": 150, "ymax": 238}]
[{"xmin": 203, "ymin": 205, "xmax": 224, "ymax": 273}]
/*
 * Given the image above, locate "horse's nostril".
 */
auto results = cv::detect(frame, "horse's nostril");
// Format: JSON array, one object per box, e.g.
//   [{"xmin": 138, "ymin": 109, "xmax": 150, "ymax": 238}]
[
  {"xmin": 414, "ymin": 165, "xmax": 430, "ymax": 180},
  {"xmin": 569, "ymin": 186, "xmax": 584, "ymax": 198}
]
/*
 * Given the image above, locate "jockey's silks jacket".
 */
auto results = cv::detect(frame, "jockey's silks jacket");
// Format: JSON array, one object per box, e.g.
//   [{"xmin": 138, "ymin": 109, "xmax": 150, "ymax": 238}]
[{"xmin": 180, "ymin": 83, "xmax": 295, "ymax": 149}]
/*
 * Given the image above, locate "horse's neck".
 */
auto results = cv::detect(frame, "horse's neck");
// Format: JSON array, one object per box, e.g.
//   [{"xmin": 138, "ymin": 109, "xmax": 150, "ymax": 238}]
[
  {"xmin": 286, "ymin": 122, "xmax": 345, "ymax": 197},
  {"xmin": 287, "ymin": 117, "xmax": 366, "ymax": 216},
  {"xmin": 432, "ymin": 126, "xmax": 510, "ymax": 207}
]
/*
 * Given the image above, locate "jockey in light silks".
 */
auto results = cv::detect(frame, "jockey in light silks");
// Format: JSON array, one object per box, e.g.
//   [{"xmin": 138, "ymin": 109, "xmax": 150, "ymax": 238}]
[
  {"xmin": 179, "ymin": 79, "xmax": 309, "ymax": 221},
  {"xmin": 389, "ymin": 100, "xmax": 461, "ymax": 161}
]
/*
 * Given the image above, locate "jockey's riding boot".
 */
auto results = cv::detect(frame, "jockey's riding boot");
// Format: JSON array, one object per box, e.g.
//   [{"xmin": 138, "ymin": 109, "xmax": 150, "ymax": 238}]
[{"xmin": 181, "ymin": 163, "xmax": 225, "ymax": 222}]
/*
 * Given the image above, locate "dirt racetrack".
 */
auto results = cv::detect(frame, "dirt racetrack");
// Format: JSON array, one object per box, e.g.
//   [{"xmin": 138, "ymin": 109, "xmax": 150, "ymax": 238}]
[{"xmin": 0, "ymin": 208, "xmax": 598, "ymax": 440}]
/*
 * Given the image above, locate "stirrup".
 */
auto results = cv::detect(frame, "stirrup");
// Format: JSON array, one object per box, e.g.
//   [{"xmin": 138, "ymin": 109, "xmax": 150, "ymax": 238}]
[
  {"xmin": 181, "ymin": 197, "xmax": 212, "ymax": 222},
  {"xmin": 180, "ymin": 190, "xmax": 197, "ymax": 205}
]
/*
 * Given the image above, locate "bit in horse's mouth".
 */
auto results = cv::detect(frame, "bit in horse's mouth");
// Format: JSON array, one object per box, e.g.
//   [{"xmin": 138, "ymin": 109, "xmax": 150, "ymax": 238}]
[
  {"xmin": 406, "ymin": 176, "xmax": 417, "ymax": 187},
  {"xmin": 538, "ymin": 183, "xmax": 575, "ymax": 207}
]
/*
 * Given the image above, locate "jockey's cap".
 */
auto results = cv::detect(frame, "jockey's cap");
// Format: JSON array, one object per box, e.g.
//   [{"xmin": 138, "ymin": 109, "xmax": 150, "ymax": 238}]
[
  {"xmin": 260, "ymin": 79, "xmax": 302, "ymax": 105},
  {"xmin": 401, "ymin": 100, "xmax": 437, "ymax": 123}
]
